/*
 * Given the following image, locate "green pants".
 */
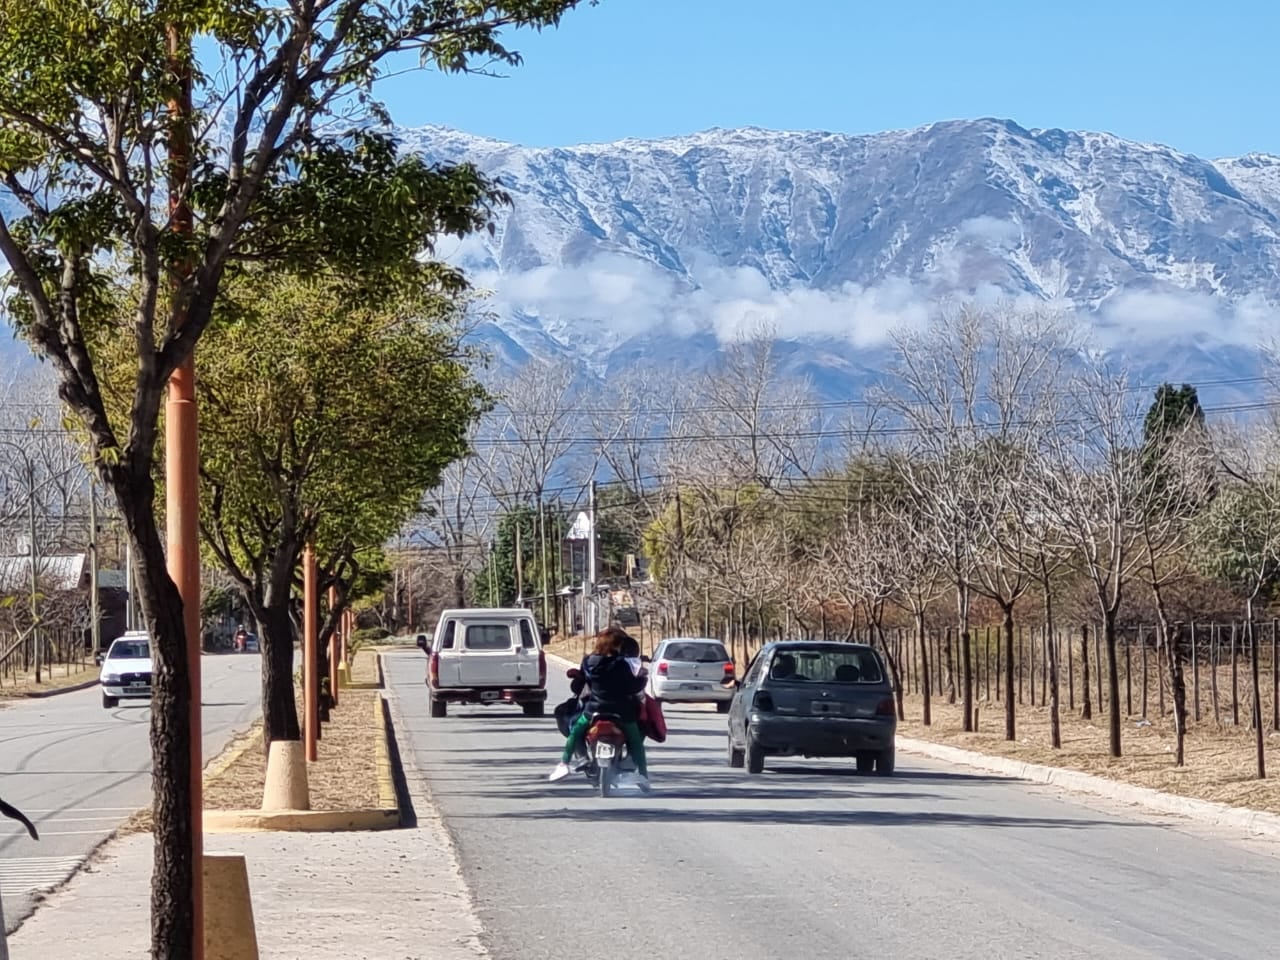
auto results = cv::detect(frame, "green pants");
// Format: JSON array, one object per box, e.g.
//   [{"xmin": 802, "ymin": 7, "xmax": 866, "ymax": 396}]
[{"xmin": 563, "ymin": 712, "xmax": 647, "ymax": 776}]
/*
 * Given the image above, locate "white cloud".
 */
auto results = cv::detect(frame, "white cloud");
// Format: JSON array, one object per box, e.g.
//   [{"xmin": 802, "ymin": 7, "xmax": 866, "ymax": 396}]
[
  {"xmin": 957, "ymin": 216, "xmax": 1023, "ymax": 251},
  {"xmin": 445, "ymin": 237, "xmax": 1279, "ymax": 355},
  {"xmin": 1099, "ymin": 289, "xmax": 1279, "ymax": 348}
]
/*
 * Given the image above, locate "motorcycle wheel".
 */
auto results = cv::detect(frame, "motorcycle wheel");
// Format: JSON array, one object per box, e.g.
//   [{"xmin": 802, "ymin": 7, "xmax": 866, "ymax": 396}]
[{"xmin": 599, "ymin": 763, "xmax": 614, "ymax": 798}]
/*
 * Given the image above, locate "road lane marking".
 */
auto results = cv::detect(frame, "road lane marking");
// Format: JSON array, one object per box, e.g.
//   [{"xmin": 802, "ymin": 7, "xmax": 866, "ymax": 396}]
[{"xmin": 0, "ymin": 856, "xmax": 84, "ymax": 896}]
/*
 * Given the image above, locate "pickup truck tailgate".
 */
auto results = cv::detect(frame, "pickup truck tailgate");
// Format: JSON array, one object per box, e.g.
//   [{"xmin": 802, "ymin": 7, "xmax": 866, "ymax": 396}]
[{"xmin": 452, "ymin": 622, "xmax": 538, "ymax": 687}]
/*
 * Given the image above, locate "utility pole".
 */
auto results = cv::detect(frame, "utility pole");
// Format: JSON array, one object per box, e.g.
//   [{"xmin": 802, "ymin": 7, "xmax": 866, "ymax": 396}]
[
  {"xmin": 303, "ymin": 544, "xmax": 318, "ymax": 762},
  {"xmin": 27, "ymin": 460, "xmax": 39, "ymax": 684},
  {"xmin": 89, "ymin": 482, "xmax": 100, "ymax": 659},
  {"xmin": 586, "ymin": 479, "xmax": 597, "ymax": 635},
  {"xmin": 674, "ymin": 484, "xmax": 685, "ymax": 636},
  {"xmin": 163, "ymin": 21, "xmax": 203, "ymax": 959},
  {"xmin": 537, "ymin": 497, "xmax": 549, "ymax": 628},
  {"xmin": 514, "ymin": 522, "xmax": 525, "ymax": 604}
]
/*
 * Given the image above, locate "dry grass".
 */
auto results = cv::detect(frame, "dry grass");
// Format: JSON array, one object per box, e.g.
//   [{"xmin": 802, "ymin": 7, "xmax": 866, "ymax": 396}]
[
  {"xmin": 900, "ymin": 691, "xmax": 1280, "ymax": 815},
  {"xmin": 123, "ymin": 649, "xmax": 385, "ymax": 833},
  {"xmin": 0, "ymin": 663, "xmax": 98, "ymax": 699}
]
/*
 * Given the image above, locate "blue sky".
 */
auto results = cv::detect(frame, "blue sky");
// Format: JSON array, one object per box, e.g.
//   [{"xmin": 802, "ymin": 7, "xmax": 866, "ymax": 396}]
[{"xmin": 375, "ymin": 0, "xmax": 1275, "ymax": 158}]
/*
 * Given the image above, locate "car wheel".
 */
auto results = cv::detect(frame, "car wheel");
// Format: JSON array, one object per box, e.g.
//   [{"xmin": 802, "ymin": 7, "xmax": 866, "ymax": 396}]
[
  {"xmin": 856, "ymin": 753, "xmax": 875, "ymax": 774},
  {"xmin": 716, "ymin": 700, "xmax": 731, "ymax": 714},
  {"xmin": 102, "ymin": 693, "xmax": 118, "ymax": 709},
  {"xmin": 522, "ymin": 702, "xmax": 545, "ymax": 718},
  {"xmin": 727, "ymin": 735, "xmax": 744, "ymax": 768},
  {"xmin": 429, "ymin": 697, "xmax": 447, "ymax": 718},
  {"xmin": 875, "ymin": 747, "xmax": 895, "ymax": 776},
  {"xmin": 746, "ymin": 738, "xmax": 765, "ymax": 775}
]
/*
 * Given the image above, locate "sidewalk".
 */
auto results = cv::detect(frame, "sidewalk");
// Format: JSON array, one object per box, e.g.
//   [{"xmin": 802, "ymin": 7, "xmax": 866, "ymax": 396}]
[{"xmin": 5, "ymin": 736, "xmax": 489, "ymax": 959}]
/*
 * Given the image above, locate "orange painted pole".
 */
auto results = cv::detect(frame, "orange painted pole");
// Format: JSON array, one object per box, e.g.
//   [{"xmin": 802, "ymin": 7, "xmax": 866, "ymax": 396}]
[
  {"xmin": 328, "ymin": 585, "xmax": 339, "ymax": 708},
  {"xmin": 164, "ymin": 21, "xmax": 202, "ymax": 960},
  {"xmin": 303, "ymin": 544, "xmax": 318, "ymax": 762}
]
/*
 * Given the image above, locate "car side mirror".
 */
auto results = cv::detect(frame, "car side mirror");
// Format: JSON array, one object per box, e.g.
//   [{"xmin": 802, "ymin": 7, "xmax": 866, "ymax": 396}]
[
  {"xmin": 415, "ymin": 635, "xmax": 429, "ymax": 652},
  {"xmin": 94, "ymin": 652, "xmax": 104, "ymax": 666}
]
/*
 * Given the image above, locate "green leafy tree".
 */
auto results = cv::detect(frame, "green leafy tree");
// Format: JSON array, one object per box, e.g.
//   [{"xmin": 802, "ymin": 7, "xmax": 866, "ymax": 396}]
[
  {"xmin": 474, "ymin": 504, "xmax": 567, "ymax": 618},
  {"xmin": 196, "ymin": 273, "xmax": 485, "ymax": 750},
  {"xmin": 0, "ymin": 3, "xmax": 594, "ymax": 954}
]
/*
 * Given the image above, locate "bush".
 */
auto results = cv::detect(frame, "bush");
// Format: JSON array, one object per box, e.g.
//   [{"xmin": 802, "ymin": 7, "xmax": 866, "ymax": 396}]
[{"xmin": 352, "ymin": 626, "xmax": 391, "ymax": 645}]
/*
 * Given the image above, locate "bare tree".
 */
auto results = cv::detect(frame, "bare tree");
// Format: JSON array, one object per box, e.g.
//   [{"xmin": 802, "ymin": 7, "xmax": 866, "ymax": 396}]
[{"xmin": 1034, "ymin": 359, "xmax": 1164, "ymax": 758}]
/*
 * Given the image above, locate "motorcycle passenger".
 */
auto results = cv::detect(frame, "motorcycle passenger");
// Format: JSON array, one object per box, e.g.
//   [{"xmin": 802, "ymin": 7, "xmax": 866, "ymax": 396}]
[{"xmin": 550, "ymin": 627, "xmax": 650, "ymax": 789}]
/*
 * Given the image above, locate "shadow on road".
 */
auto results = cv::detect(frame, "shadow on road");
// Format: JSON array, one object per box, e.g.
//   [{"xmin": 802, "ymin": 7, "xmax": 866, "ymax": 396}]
[{"xmin": 476, "ymin": 806, "xmax": 1154, "ymax": 828}]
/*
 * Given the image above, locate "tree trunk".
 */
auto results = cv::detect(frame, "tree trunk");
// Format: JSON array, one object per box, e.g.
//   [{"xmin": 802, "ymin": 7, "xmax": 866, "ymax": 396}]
[
  {"xmin": 1043, "ymin": 566, "xmax": 1060, "ymax": 750},
  {"xmin": 115, "ymin": 486, "xmax": 194, "ymax": 960},
  {"xmin": 1080, "ymin": 624, "xmax": 1090, "ymax": 721},
  {"xmin": 1151, "ymin": 580, "xmax": 1187, "ymax": 766},
  {"xmin": 1002, "ymin": 604, "xmax": 1016, "ymax": 741},
  {"xmin": 1247, "ymin": 601, "xmax": 1266, "ymax": 779},
  {"xmin": 1211, "ymin": 623, "xmax": 1221, "ymax": 728},
  {"xmin": 260, "ymin": 600, "xmax": 301, "ymax": 751},
  {"xmin": 1231, "ymin": 622, "xmax": 1240, "ymax": 727},
  {"xmin": 916, "ymin": 608, "xmax": 931, "ymax": 726},
  {"xmin": 943, "ymin": 627, "xmax": 956, "ymax": 705},
  {"xmin": 1104, "ymin": 610, "xmax": 1122, "ymax": 758}
]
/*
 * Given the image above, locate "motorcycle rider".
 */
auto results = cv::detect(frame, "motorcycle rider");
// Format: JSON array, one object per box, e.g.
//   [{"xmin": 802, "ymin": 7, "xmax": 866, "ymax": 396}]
[{"xmin": 550, "ymin": 626, "xmax": 650, "ymax": 790}]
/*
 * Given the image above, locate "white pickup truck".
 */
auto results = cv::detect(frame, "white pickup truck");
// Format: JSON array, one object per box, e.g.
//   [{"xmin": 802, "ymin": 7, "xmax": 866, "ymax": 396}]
[{"xmin": 416, "ymin": 608, "xmax": 548, "ymax": 718}]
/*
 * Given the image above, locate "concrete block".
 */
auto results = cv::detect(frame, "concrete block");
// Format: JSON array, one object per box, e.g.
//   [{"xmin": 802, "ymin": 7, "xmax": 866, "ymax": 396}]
[
  {"xmin": 261, "ymin": 738, "xmax": 310, "ymax": 811},
  {"xmin": 203, "ymin": 853, "xmax": 259, "ymax": 960}
]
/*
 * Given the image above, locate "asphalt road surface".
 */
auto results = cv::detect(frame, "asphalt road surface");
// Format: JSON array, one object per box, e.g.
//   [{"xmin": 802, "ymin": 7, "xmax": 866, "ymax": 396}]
[
  {"xmin": 386, "ymin": 651, "xmax": 1280, "ymax": 960},
  {"xmin": 0, "ymin": 653, "xmax": 261, "ymax": 930}
]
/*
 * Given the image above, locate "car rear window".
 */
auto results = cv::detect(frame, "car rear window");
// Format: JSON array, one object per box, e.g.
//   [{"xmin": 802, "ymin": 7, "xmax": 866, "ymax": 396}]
[
  {"xmin": 519, "ymin": 620, "xmax": 537, "ymax": 649},
  {"xmin": 110, "ymin": 640, "xmax": 150, "ymax": 660},
  {"xmin": 464, "ymin": 624, "xmax": 513, "ymax": 651},
  {"xmin": 664, "ymin": 641, "xmax": 730, "ymax": 663},
  {"xmin": 768, "ymin": 648, "xmax": 883, "ymax": 684}
]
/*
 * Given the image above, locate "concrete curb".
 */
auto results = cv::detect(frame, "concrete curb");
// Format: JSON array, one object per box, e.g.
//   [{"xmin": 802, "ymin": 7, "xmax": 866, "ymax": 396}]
[
  {"xmin": 204, "ymin": 808, "xmax": 400, "ymax": 833},
  {"xmin": 1, "ymin": 677, "xmax": 99, "ymax": 700},
  {"xmin": 897, "ymin": 736, "xmax": 1280, "ymax": 839},
  {"xmin": 374, "ymin": 688, "xmax": 397, "ymax": 810}
]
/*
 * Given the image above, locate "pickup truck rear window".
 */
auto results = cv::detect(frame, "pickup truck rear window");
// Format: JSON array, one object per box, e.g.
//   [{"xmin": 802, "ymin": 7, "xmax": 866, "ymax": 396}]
[
  {"xmin": 519, "ymin": 620, "xmax": 536, "ymax": 649},
  {"xmin": 465, "ymin": 624, "xmax": 513, "ymax": 651}
]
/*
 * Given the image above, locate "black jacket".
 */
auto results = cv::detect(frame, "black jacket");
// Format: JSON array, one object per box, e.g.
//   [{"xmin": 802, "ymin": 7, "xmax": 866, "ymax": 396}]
[{"xmin": 576, "ymin": 653, "xmax": 646, "ymax": 721}]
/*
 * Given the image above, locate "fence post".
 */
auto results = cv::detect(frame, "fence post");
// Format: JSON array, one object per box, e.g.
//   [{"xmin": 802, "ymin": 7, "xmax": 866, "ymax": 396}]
[{"xmin": 1191, "ymin": 621, "xmax": 1200, "ymax": 724}]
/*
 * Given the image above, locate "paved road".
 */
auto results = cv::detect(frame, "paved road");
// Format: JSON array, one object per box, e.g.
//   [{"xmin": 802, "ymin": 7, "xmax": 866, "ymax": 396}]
[
  {"xmin": 385, "ymin": 651, "xmax": 1280, "ymax": 960},
  {"xmin": 0, "ymin": 653, "xmax": 261, "ymax": 930}
]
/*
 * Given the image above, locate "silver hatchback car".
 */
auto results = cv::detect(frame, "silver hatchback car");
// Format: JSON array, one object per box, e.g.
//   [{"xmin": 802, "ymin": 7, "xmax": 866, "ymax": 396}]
[{"xmin": 648, "ymin": 638, "xmax": 736, "ymax": 712}]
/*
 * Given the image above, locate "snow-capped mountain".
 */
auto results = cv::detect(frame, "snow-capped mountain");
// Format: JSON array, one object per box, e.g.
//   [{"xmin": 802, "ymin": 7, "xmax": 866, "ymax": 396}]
[
  {"xmin": 398, "ymin": 118, "xmax": 1280, "ymax": 400},
  {"xmin": 4, "ymin": 118, "xmax": 1278, "ymax": 403}
]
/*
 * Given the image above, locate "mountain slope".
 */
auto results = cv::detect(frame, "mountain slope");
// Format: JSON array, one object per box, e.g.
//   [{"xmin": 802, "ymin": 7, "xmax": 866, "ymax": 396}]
[{"xmin": 398, "ymin": 119, "xmax": 1280, "ymax": 392}]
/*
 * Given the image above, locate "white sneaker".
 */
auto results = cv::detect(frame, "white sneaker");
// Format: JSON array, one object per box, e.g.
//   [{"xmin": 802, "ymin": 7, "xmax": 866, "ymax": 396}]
[{"xmin": 549, "ymin": 762, "xmax": 572, "ymax": 782}]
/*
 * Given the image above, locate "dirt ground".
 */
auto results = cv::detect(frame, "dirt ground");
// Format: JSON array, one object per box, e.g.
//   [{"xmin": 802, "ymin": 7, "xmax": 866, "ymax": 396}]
[
  {"xmin": 124, "ymin": 650, "xmax": 385, "ymax": 832},
  {"xmin": 898, "ymin": 690, "xmax": 1280, "ymax": 816},
  {"xmin": 0, "ymin": 663, "xmax": 98, "ymax": 699}
]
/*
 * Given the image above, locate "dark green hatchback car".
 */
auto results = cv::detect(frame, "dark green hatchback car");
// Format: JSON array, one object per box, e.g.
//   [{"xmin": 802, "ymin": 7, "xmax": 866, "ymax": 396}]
[{"xmin": 726, "ymin": 641, "xmax": 897, "ymax": 776}]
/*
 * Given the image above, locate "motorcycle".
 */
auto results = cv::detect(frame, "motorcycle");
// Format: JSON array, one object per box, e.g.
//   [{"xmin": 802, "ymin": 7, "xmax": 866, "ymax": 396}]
[{"xmin": 558, "ymin": 668, "xmax": 642, "ymax": 797}]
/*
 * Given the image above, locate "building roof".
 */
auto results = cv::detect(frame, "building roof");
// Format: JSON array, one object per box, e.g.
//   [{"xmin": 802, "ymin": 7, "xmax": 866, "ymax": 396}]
[{"xmin": 0, "ymin": 554, "xmax": 88, "ymax": 592}]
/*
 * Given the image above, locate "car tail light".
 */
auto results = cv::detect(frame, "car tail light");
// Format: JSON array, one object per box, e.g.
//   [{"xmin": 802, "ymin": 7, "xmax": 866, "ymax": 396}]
[
  {"xmin": 875, "ymin": 696, "xmax": 896, "ymax": 717},
  {"xmin": 723, "ymin": 663, "xmax": 735, "ymax": 676},
  {"xmin": 753, "ymin": 690, "xmax": 774, "ymax": 712},
  {"xmin": 538, "ymin": 650, "xmax": 547, "ymax": 686},
  {"xmin": 429, "ymin": 652, "xmax": 440, "ymax": 687},
  {"xmin": 657, "ymin": 661, "xmax": 669, "ymax": 676}
]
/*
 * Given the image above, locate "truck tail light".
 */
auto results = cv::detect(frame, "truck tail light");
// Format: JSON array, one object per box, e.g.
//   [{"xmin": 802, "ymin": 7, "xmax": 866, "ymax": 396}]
[
  {"xmin": 429, "ymin": 652, "xmax": 440, "ymax": 687},
  {"xmin": 538, "ymin": 649, "xmax": 547, "ymax": 686}
]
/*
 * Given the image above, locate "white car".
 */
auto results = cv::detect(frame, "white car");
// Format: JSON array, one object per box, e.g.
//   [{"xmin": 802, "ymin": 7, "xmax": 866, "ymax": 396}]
[
  {"xmin": 648, "ymin": 638, "xmax": 736, "ymax": 712},
  {"xmin": 99, "ymin": 632, "xmax": 153, "ymax": 708}
]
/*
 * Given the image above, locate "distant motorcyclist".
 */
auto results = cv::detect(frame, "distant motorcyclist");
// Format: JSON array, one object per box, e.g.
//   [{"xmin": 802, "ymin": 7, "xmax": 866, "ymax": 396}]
[{"xmin": 550, "ymin": 627, "xmax": 650, "ymax": 790}]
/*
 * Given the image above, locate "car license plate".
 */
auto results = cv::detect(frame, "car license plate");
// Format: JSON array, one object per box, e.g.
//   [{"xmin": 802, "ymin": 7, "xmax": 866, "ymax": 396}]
[
  {"xmin": 810, "ymin": 701, "xmax": 844, "ymax": 715},
  {"xmin": 480, "ymin": 690, "xmax": 500, "ymax": 701},
  {"xmin": 596, "ymin": 743, "xmax": 615, "ymax": 759},
  {"xmin": 128, "ymin": 681, "xmax": 148, "ymax": 688},
  {"xmin": 681, "ymin": 683, "xmax": 707, "ymax": 690}
]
